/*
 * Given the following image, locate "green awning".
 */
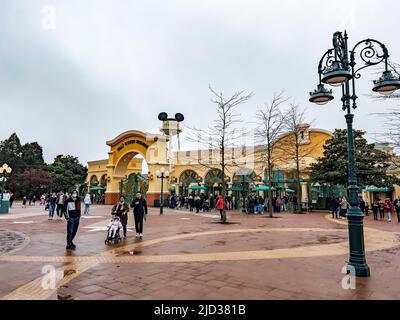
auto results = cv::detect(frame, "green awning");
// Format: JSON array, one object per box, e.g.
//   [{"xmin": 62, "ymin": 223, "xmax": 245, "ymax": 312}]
[
  {"xmin": 227, "ymin": 186, "xmax": 245, "ymax": 192},
  {"xmin": 252, "ymin": 186, "xmax": 277, "ymax": 192},
  {"xmin": 90, "ymin": 186, "xmax": 106, "ymax": 191},
  {"xmin": 362, "ymin": 186, "xmax": 391, "ymax": 193},
  {"xmin": 285, "ymin": 188, "xmax": 296, "ymax": 193},
  {"xmin": 186, "ymin": 186, "xmax": 208, "ymax": 191}
]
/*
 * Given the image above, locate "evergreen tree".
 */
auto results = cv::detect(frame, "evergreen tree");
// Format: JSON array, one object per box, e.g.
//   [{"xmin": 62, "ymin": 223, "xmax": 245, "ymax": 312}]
[
  {"xmin": 48, "ymin": 155, "xmax": 87, "ymax": 192},
  {"xmin": 0, "ymin": 133, "xmax": 24, "ymax": 173},
  {"xmin": 310, "ymin": 129, "xmax": 399, "ymax": 188},
  {"xmin": 21, "ymin": 142, "xmax": 45, "ymax": 169}
]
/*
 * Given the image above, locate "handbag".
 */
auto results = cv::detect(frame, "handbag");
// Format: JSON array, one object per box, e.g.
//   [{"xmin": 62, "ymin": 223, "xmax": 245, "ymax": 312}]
[{"xmin": 63, "ymin": 210, "xmax": 69, "ymax": 220}]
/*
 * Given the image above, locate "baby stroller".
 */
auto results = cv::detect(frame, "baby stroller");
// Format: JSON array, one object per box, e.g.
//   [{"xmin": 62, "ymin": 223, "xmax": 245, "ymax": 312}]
[
  {"xmin": 202, "ymin": 200, "xmax": 210, "ymax": 212},
  {"xmin": 105, "ymin": 216, "xmax": 123, "ymax": 245}
]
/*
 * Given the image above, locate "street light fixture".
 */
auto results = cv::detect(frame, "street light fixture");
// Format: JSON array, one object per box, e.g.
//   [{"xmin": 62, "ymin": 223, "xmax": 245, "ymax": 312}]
[
  {"xmin": 0, "ymin": 163, "xmax": 12, "ymax": 206},
  {"xmin": 156, "ymin": 167, "xmax": 169, "ymax": 215},
  {"xmin": 309, "ymin": 31, "xmax": 400, "ymax": 277},
  {"xmin": 372, "ymin": 70, "xmax": 400, "ymax": 95}
]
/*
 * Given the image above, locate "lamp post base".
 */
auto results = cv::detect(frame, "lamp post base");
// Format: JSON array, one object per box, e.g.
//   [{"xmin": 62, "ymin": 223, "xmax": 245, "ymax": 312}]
[
  {"xmin": 346, "ymin": 261, "xmax": 370, "ymax": 277},
  {"xmin": 346, "ymin": 206, "xmax": 370, "ymax": 277}
]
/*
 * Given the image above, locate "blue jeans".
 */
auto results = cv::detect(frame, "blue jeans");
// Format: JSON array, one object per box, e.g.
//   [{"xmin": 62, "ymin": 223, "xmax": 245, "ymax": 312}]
[
  {"xmin": 49, "ymin": 204, "xmax": 56, "ymax": 217},
  {"xmin": 134, "ymin": 212, "xmax": 144, "ymax": 234},
  {"xmin": 67, "ymin": 216, "xmax": 80, "ymax": 245},
  {"xmin": 84, "ymin": 204, "xmax": 90, "ymax": 214}
]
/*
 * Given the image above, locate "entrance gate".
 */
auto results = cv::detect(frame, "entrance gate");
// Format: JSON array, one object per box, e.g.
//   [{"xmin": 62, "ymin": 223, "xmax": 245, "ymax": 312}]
[{"xmin": 120, "ymin": 173, "xmax": 149, "ymax": 204}]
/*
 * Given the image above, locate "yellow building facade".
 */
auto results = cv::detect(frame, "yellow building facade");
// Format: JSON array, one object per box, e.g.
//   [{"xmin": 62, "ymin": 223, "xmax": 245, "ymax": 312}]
[{"xmin": 87, "ymin": 125, "xmax": 335, "ymax": 206}]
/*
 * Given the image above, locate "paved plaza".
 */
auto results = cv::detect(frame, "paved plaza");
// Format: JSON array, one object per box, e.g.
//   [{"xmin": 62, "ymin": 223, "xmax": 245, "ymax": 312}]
[{"xmin": 0, "ymin": 203, "xmax": 399, "ymax": 300}]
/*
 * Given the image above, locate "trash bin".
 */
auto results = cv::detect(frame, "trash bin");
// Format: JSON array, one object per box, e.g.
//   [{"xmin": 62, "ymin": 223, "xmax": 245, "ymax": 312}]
[
  {"xmin": 154, "ymin": 200, "xmax": 160, "ymax": 207},
  {"xmin": 0, "ymin": 200, "xmax": 10, "ymax": 214}
]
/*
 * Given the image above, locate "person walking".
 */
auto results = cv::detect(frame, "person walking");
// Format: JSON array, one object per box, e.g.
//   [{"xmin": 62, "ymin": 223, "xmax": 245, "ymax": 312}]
[
  {"xmin": 22, "ymin": 196, "xmax": 27, "ymax": 208},
  {"xmin": 330, "ymin": 197, "xmax": 339, "ymax": 219},
  {"xmin": 112, "ymin": 196, "xmax": 129, "ymax": 238},
  {"xmin": 84, "ymin": 192, "xmax": 92, "ymax": 215},
  {"xmin": 131, "ymin": 192, "xmax": 148, "ymax": 240},
  {"xmin": 45, "ymin": 193, "xmax": 50, "ymax": 210},
  {"xmin": 359, "ymin": 196, "xmax": 366, "ymax": 215},
  {"xmin": 275, "ymin": 197, "xmax": 282, "ymax": 213},
  {"xmin": 257, "ymin": 196, "xmax": 265, "ymax": 215},
  {"xmin": 372, "ymin": 199, "xmax": 379, "ymax": 221},
  {"xmin": 365, "ymin": 202, "xmax": 370, "ymax": 216},
  {"xmin": 64, "ymin": 190, "xmax": 81, "ymax": 250},
  {"xmin": 394, "ymin": 198, "xmax": 400, "ymax": 223},
  {"xmin": 215, "ymin": 195, "xmax": 225, "ymax": 221},
  {"xmin": 194, "ymin": 194, "xmax": 201, "ymax": 213},
  {"xmin": 9, "ymin": 192, "xmax": 14, "ymax": 208},
  {"xmin": 32, "ymin": 194, "xmax": 37, "ymax": 206},
  {"xmin": 48, "ymin": 192, "xmax": 57, "ymax": 220},
  {"xmin": 384, "ymin": 198, "xmax": 393, "ymax": 222},
  {"xmin": 56, "ymin": 191, "xmax": 66, "ymax": 220},
  {"xmin": 188, "ymin": 194, "xmax": 194, "ymax": 212},
  {"xmin": 339, "ymin": 196, "xmax": 348, "ymax": 219},
  {"xmin": 378, "ymin": 200, "xmax": 385, "ymax": 220}
]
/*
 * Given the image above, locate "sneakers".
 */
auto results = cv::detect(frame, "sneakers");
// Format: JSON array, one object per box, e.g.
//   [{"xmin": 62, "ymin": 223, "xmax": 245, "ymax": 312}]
[
  {"xmin": 66, "ymin": 244, "xmax": 75, "ymax": 250},
  {"xmin": 139, "ymin": 234, "xmax": 143, "ymax": 239},
  {"xmin": 136, "ymin": 233, "xmax": 140, "ymax": 239}
]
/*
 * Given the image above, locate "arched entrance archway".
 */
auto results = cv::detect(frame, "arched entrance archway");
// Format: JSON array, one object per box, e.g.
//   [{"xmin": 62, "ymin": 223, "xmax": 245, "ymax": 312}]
[{"xmin": 104, "ymin": 130, "xmax": 167, "ymax": 205}]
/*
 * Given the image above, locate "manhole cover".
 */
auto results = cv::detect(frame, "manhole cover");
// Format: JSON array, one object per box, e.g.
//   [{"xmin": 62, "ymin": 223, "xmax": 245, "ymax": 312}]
[{"xmin": 0, "ymin": 229, "xmax": 29, "ymax": 255}]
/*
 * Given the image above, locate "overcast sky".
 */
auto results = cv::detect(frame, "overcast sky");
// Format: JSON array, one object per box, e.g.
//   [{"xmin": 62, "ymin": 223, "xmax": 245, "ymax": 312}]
[{"xmin": 0, "ymin": 0, "xmax": 399, "ymax": 166}]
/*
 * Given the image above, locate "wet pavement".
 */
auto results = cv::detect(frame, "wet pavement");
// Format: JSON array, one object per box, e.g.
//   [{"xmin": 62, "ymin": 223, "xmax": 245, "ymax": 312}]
[{"xmin": 0, "ymin": 203, "xmax": 400, "ymax": 300}]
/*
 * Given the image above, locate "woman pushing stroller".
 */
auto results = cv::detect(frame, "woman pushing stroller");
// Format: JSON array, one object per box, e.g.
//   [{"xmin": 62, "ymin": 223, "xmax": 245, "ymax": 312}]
[{"xmin": 111, "ymin": 196, "xmax": 130, "ymax": 238}]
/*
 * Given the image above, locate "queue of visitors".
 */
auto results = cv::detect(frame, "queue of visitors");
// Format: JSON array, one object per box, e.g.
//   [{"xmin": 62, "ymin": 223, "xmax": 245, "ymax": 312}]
[
  {"xmin": 165, "ymin": 192, "xmax": 296, "ymax": 215},
  {"xmin": 329, "ymin": 195, "xmax": 400, "ymax": 222}
]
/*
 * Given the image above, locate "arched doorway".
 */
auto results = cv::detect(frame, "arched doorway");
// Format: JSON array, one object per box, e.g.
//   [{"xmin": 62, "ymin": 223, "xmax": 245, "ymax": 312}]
[
  {"xmin": 104, "ymin": 130, "xmax": 166, "ymax": 205},
  {"xmin": 233, "ymin": 168, "xmax": 257, "ymax": 209},
  {"xmin": 100, "ymin": 174, "xmax": 107, "ymax": 187},
  {"xmin": 90, "ymin": 175, "xmax": 99, "ymax": 187},
  {"xmin": 119, "ymin": 154, "xmax": 149, "ymax": 204},
  {"xmin": 179, "ymin": 170, "xmax": 201, "ymax": 195},
  {"xmin": 204, "ymin": 169, "xmax": 224, "ymax": 196}
]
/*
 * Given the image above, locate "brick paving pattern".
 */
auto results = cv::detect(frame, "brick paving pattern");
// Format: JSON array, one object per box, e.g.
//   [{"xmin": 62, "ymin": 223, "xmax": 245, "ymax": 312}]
[{"xmin": 0, "ymin": 203, "xmax": 399, "ymax": 300}]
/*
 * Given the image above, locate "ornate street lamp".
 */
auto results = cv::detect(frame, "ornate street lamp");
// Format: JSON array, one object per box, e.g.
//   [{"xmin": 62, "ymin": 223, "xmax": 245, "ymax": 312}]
[
  {"xmin": 309, "ymin": 31, "xmax": 400, "ymax": 277},
  {"xmin": 156, "ymin": 167, "xmax": 169, "ymax": 215},
  {"xmin": 0, "ymin": 163, "xmax": 12, "ymax": 206}
]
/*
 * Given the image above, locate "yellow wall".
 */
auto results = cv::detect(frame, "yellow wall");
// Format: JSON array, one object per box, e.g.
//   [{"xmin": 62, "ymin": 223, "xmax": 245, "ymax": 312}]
[{"xmin": 87, "ymin": 127, "xmax": 333, "ymax": 203}]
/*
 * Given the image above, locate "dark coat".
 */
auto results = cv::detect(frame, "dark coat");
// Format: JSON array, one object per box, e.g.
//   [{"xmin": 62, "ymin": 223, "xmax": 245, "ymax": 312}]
[
  {"xmin": 131, "ymin": 198, "xmax": 148, "ymax": 216},
  {"xmin": 63, "ymin": 196, "xmax": 81, "ymax": 218},
  {"xmin": 112, "ymin": 202, "xmax": 129, "ymax": 225}
]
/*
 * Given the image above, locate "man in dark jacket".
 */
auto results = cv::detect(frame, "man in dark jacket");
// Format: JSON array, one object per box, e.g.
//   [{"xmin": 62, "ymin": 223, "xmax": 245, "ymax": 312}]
[
  {"xmin": 131, "ymin": 192, "xmax": 148, "ymax": 240},
  {"xmin": 330, "ymin": 197, "xmax": 339, "ymax": 219},
  {"xmin": 64, "ymin": 190, "xmax": 81, "ymax": 250}
]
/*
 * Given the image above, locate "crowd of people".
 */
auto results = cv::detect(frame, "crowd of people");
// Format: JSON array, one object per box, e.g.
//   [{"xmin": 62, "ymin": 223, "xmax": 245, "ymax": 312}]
[
  {"xmin": 329, "ymin": 196, "xmax": 400, "ymax": 222},
  {"xmin": 165, "ymin": 192, "xmax": 297, "ymax": 215}
]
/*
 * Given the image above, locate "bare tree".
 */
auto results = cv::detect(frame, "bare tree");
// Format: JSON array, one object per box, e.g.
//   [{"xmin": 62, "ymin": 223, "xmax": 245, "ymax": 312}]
[
  {"xmin": 369, "ymin": 61, "xmax": 400, "ymax": 152},
  {"xmin": 372, "ymin": 109, "xmax": 400, "ymax": 152},
  {"xmin": 188, "ymin": 85, "xmax": 254, "ymax": 222},
  {"xmin": 255, "ymin": 92, "xmax": 288, "ymax": 217},
  {"xmin": 281, "ymin": 104, "xmax": 315, "ymax": 212}
]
